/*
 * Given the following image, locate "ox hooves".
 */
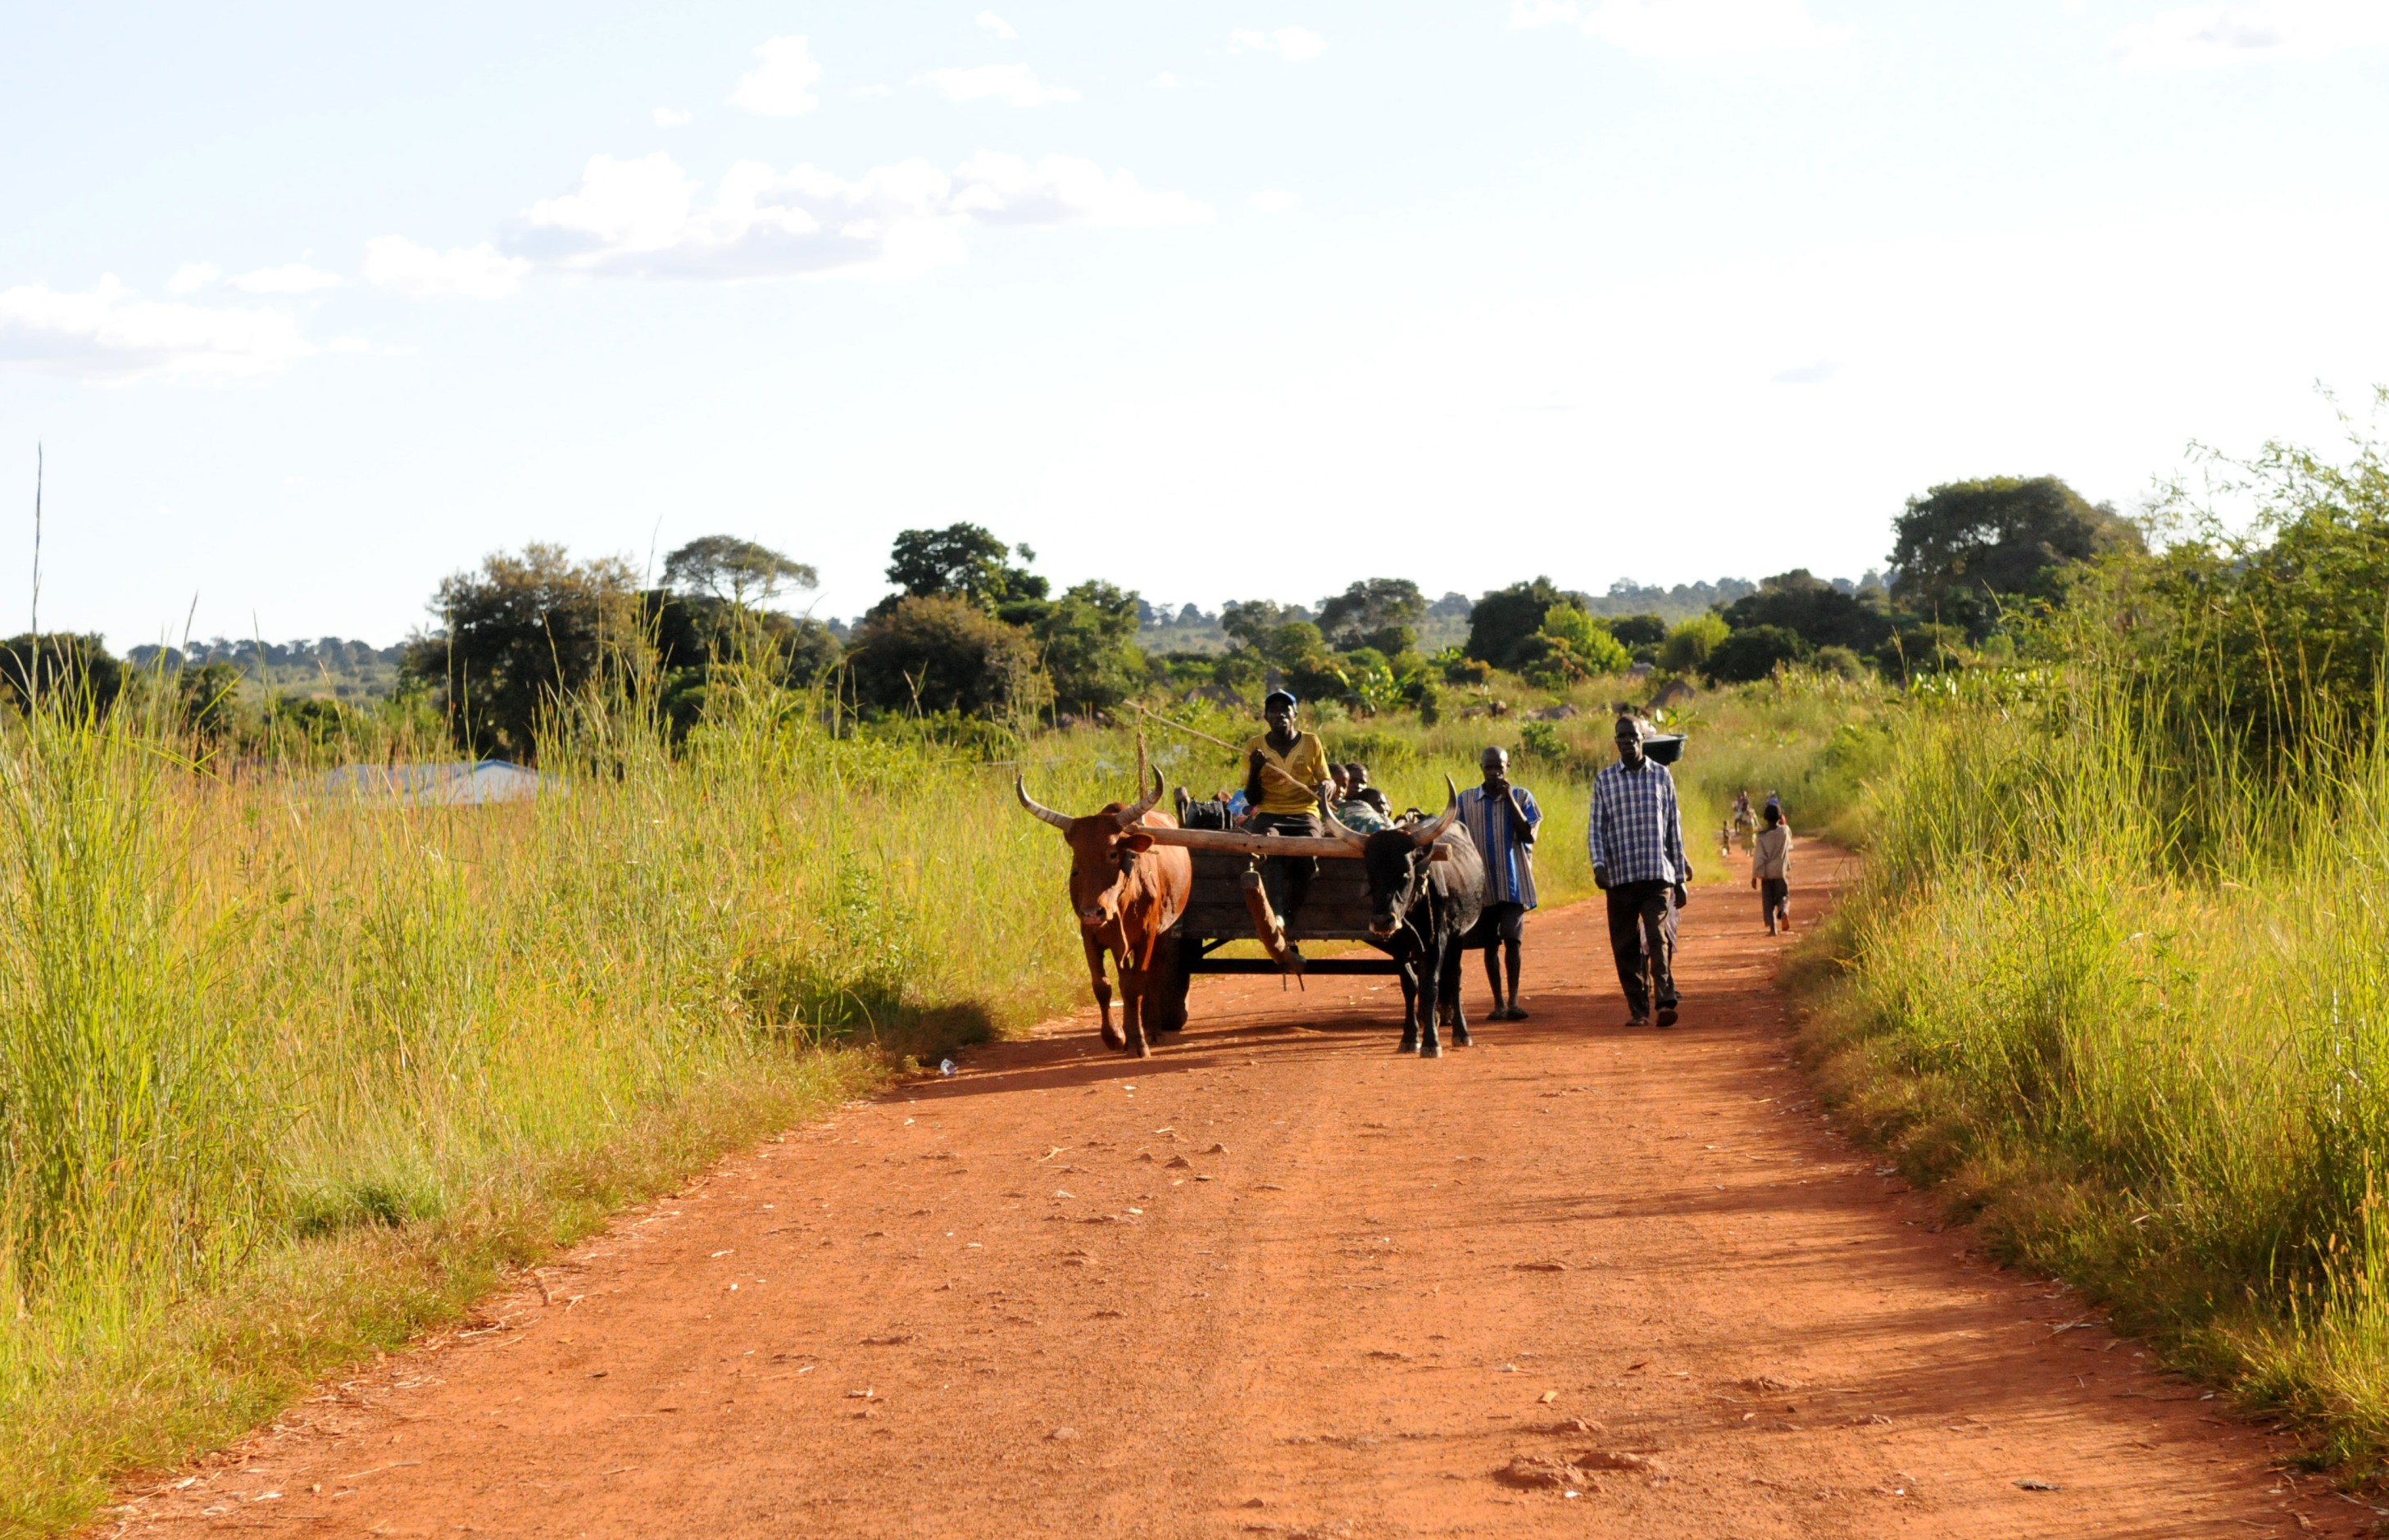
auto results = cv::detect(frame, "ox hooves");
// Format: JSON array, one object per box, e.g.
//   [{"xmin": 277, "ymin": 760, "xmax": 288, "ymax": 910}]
[
  {"xmin": 1397, "ymin": 1033, "xmax": 1419, "ymax": 1055},
  {"xmin": 1451, "ymin": 1026, "xmax": 1473, "ymax": 1047},
  {"xmin": 1100, "ymin": 1024, "xmax": 1126, "ymax": 1051},
  {"xmin": 1420, "ymin": 1039, "xmax": 1444, "ymax": 1058}
]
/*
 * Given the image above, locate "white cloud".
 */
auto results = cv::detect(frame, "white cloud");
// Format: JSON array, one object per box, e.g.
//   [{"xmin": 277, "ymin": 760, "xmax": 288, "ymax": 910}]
[
  {"xmin": 653, "ymin": 107, "xmax": 692, "ymax": 127},
  {"xmin": 977, "ymin": 10, "xmax": 1019, "ymax": 39},
  {"xmin": 228, "ymin": 263, "xmax": 344, "ymax": 294},
  {"xmin": 361, "ymin": 236, "xmax": 530, "ymax": 298},
  {"xmin": 509, "ymin": 151, "xmax": 1210, "ymax": 281},
  {"xmin": 920, "ymin": 63, "xmax": 1079, "ymax": 106},
  {"xmin": 518, "ymin": 152, "xmax": 962, "ymax": 279},
  {"xmin": 1511, "ymin": 0, "xmax": 1847, "ymax": 58},
  {"xmin": 729, "ymin": 35, "xmax": 822, "ymax": 116},
  {"xmin": 1230, "ymin": 26, "xmax": 1328, "ymax": 61},
  {"xmin": 1153, "ymin": 70, "xmax": 1181, "ymax": 88},
  {"xmin": 952, "ymin": 152, "xmax": 1215, "ymax": 226},
  {"xmin": 1770, "ymin": 360, "xmax": 1839, "ymax": 384},
  {"xmin": 1250, "ymin": 188, "xmax": 1300, "ymax": 212},
  {"xmin": 0, "ymin": 276, "xmax": 313, "ymax": 380},
  {"xmin": 167, "ymin": 262, "xmax": 220, "ymax": 294},
  {"xmin": 2110, "ymin": 2, "xmax": 2389, "ymax": 69}
]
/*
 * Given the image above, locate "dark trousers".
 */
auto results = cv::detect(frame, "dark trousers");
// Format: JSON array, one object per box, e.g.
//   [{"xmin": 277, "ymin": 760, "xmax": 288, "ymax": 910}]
[
  {"xmin": 1249, "ymin": 812, "xmax": 1321, "ymax": 928},
  {"xmin": 1605, "ymin": 880, "xmax": 1678, "ymax": 1015},
  {"xmin": 1760, "ymin": 877, "xmax": 1789, "ymax": 927}
]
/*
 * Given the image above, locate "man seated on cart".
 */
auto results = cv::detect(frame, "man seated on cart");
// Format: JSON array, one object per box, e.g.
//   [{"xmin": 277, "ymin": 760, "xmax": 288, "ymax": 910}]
[{"xmin": 1243, "ymin": 689, "xmax": 1337, "ymax": 936}]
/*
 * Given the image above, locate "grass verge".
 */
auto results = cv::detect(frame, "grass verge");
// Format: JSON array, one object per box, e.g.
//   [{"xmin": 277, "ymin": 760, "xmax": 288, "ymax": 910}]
[{"xmin": 1788, "ymin": 667, "xmax": 2389, "ymax": 1480}]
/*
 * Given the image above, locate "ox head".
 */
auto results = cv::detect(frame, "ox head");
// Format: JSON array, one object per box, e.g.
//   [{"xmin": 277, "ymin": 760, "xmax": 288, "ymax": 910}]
[
  {"xmin": 1017, "ymin": 738, "xmax": 1166, "ymax": 933},
  {"xmin": 1347, "ymin": 777, "xmax": 1461, "ymax": 939}
]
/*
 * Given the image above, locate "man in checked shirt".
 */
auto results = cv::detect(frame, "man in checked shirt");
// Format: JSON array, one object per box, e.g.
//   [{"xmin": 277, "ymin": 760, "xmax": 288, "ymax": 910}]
[{"xmin": 1587, "ymin": 714, "xmax": 1692, "ymax": 1027}]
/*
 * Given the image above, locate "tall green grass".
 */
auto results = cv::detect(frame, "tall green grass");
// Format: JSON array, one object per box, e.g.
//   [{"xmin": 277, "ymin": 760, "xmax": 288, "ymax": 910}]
[
  {"xmin": 0, "ymin": 674, "xmax": 1151, "ymax": 1536},
  {"xmin": 1805, "ymin": 661, "xmax": 2389, "ymax": 1472}
]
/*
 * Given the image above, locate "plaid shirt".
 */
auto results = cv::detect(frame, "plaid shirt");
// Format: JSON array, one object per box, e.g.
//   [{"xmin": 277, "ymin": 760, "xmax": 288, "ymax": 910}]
[{"xmin": 1586, "ymin": 759, "xmax": 1690, "ymax": 887}]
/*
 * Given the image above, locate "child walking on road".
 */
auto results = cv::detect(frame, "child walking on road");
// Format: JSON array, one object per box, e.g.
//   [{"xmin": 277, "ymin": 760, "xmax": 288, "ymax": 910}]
[{"xmin": 1751, "ymin": 803, "xmax": 1793, "ymax": 934}]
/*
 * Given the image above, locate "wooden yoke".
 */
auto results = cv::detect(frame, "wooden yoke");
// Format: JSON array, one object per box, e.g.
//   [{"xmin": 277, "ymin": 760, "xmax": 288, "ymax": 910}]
[
  {"xmin": 1140, "ymin": 825, "xmax": 1361, "ymax": 858},
  {"xmin": 1239, "ymin": 869, "xmax": 1303, "ymax": 973}
]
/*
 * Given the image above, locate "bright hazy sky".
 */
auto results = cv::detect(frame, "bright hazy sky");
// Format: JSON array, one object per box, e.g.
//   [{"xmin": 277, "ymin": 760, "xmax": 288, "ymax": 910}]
[{"xmin": 4, "ymin": 2, "xmax": 2387, "ymax": 647}]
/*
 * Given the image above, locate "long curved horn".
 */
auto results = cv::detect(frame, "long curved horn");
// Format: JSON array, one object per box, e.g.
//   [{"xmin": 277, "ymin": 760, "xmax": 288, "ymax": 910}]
[
  {"xmin": 1115, "ymin": 765, "xmax": 1163, "ymax": 829},
  {"xmin": 1016, "ymin": 773, "xmax": 1074, "ymax": 830},
  {"xmin": 1410, "ymin": 775, "xmax": 1463, "ymax": 847},
  {"xmin": 1319, "ymin": 799, "xmax": 1369, "ymax": 847}
]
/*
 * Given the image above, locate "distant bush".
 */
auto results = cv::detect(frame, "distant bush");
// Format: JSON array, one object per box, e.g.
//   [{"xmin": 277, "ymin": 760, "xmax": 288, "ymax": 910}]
[
  {"xmin": 847, "ymin": 596, "xmax": 1047, "ymax": 718},
  {"xmin": 0, "ymin": 633, "xmax": 123, "ymax": 718},
  {"xmin": 1659, "ymin": 615, "xmax": 1728, "ymax": 673},
  {"xmin": 1707, "ymin": 625, "xmax": 1813, "ymax": 683}
]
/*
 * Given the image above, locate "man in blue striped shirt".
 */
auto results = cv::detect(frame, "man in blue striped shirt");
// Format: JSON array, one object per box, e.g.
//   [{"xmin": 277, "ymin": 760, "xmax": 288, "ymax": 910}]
[
  {"xmin": 1587, "ymin": 714, "xmax": 1692, "ymax": 1026},
  {"xmin": 1456, "ymin": 746, "xmax": 1542, "ymax": 1020}
]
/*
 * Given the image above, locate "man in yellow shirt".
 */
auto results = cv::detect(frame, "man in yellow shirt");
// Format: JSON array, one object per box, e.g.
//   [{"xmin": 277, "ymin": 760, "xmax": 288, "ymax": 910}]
[{"xmin": 1242, "ymin": 689, "xmax": 1336, "ymax": 932}]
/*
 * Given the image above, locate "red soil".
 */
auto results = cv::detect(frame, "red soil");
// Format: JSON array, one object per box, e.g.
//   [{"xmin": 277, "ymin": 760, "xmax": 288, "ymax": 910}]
[{"xmin": 105, "ymin": 850, "xmax": 2368, "ymax": 1538}]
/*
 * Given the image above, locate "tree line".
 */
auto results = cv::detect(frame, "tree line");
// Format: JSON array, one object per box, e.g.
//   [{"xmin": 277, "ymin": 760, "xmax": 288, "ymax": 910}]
[{"xmin": 0, "ymin": 470, "xmax": 2140, "ymax": 760}]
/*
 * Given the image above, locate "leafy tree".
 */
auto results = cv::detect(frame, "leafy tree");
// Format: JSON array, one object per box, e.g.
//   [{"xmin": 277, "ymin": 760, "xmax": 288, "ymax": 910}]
[
  {"xmin": 1659, "ymin": 614, "xmax": 1728, "ymax": 672},
  {"xmin": 270, "ymin": 695, "xmax": 356, "ymax": 745},
  {"xmin": 1606, "ymin": 613, "xmax": 1669, "ymax": 649},
  {"xmin": 1033, "ymin": 580, "xmax": 1143, "ymax": 715},
  {"xmin": 1891, "ymin": 475, "xmax": 2142, "ymax": 637},
  {"xmin": 644, "ymin": 592, "xmax": 841, "ymax": 738},
  {"xmin": 1717, "ymin": 570, "xmax": 1894, "ymax": 654},
  {"xmin": 847, "ymin": 596, "xmax": 1044, "ymax": 718},
  {"xmin": 884, "ymin": 524, "xmax": 1047, "ymax": 613},
  {"xmin": 180, "ymin": 661, "xmax": 246, "ymax": 742},
  {"xmin": 1466, "ymin": 578, "xmax": 1574, "ymax": 671},
  {"xmin": 1873, "ymin": 623, "xmax": 1969, "ymax": 681},
  {"xmin": 662, "ymin": 536, "xmax": 818, "ymax": 606},
  {"xmin": 1706, "ymin": 624, "xmax": 1813, "ymax": 683},
  {"xmin": 400, "ymin": 543, "xmax": 639, "ymax": 760},
  {"xmin": 1813, "ymin": 644, "xmax": 1866, "ymax": 679},
  {"xmin": 1317, "ymin": 578, "xmax": 1427, "ymax": 656},
  {"xmin": 2076, "ymin": 413, "xmax": 2389, "ymax": 749},
  {"xmin": 1518, "ymin": 604, "xmax": 1630, "ymax": 686},
  {"xmin": 1220, "ymin": 601, "xmax": 1330, "ymax": 673},
  {"xmin": 0, "ymin": 633, "xmax": 124, "ymax": 717},
  {"xmin": 1219, "ymin": 600, "xmax": 1303, "ymax": 650}
]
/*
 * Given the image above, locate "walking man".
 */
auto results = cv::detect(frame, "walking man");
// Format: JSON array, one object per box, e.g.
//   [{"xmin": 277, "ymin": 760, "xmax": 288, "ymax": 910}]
[
  {"xmin": 1587, "ymin": 714, "xmax": 1692, "ymax": 1027},
  {"xmin": 1456, "ymin": 745, "xmax": 1542, "ymax": 1020}
]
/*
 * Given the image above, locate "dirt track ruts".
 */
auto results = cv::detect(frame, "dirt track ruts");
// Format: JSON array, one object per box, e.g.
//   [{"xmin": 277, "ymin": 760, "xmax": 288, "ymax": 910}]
[{"xmin": 106, "ymin": 849, "xmax": 2368, "ymax": 1538}]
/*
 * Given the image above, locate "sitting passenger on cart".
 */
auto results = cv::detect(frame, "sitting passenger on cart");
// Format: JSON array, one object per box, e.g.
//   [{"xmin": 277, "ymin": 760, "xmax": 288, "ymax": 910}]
[
  {"xmin": 1243, "ymin": 689, "xmax": 1336, "ymax": 937},
  {"xmin": 1343, "ymin": 761, "xmax": 1394, "ymax": 820}
]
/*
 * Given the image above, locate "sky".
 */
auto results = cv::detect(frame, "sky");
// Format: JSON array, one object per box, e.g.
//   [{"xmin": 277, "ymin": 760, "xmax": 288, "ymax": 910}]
[{"xmin": 3, "ymin": 0, "xmax": 2387, "ymax": 648}]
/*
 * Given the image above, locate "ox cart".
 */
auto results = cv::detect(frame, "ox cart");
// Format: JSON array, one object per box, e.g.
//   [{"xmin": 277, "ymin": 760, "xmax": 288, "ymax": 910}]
[{"xmin": 1142, "ymin": 806, "xmax": 1450, "ymax": 1032}]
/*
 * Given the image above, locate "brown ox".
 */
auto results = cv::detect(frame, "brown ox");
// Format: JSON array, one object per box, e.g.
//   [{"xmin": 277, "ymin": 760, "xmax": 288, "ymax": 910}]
[{"xmin": 1016, "ymin": 752, "xmax": 1192, "ymax": 1058}]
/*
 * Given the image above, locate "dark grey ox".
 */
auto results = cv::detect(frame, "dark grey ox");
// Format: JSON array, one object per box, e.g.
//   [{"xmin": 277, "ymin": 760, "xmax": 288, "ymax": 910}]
[{"xmin": 1326, "ymin": 782, "xmax": 1484, "ymax": 1057}]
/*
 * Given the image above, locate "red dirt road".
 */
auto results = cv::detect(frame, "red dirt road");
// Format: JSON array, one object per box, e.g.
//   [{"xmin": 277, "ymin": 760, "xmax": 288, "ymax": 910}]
[{"xmin": 110, "ymin": 852, "xmax": 2366, "ymax": 1538}]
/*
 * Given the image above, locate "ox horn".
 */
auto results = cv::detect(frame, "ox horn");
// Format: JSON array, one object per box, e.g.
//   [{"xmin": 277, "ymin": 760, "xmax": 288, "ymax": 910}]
[
  {"xmin": 1016, "ymin": 773, "xmax": 1074, "ymax": 830},
  {"xmin": 1114, "ymin": 734, "xmax": 1162, "ymax": 829},
  {"xmin": 1410, "ymin": 775, "xmax": 1463, "ymax": 847},
  {"xmin": 1318, "ymin": 799, "xmax": 1369, "ymax": 848}
]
